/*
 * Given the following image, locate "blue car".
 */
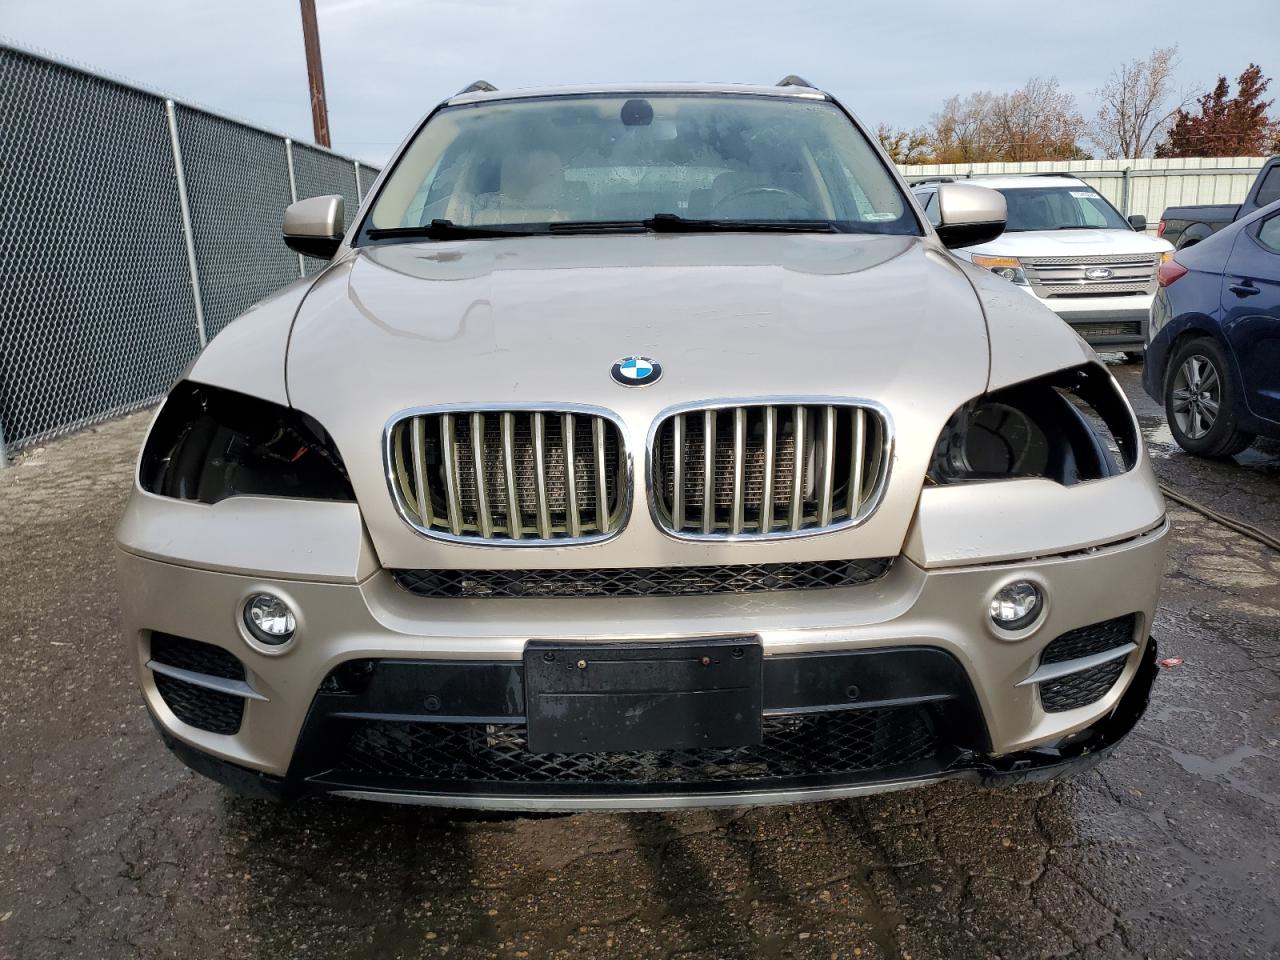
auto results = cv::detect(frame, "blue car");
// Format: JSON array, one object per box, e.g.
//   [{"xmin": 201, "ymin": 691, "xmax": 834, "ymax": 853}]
[{"xmin": 1144, "ymin": 198, "xmax": 1280, "ymax": 456}]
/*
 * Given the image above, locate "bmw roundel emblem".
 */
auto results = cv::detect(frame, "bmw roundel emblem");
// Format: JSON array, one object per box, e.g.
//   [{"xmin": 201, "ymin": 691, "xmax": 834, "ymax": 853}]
[{"xmin": 611, "ymin": 356, "xmax": 662, "ymax": 386}]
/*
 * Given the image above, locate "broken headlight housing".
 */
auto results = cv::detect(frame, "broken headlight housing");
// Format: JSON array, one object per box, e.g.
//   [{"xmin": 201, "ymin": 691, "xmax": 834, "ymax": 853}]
[
  {"xmin": 928, "ymin": 363, "xmax": 1138, "ymax": 486},
  {"xmin": 140, "ymin": 381, "xmax": 354, "ymax": 504}
]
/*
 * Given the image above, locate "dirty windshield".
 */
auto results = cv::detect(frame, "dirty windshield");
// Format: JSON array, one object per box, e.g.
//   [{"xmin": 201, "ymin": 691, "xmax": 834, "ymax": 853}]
[
  {"xmin": 998, "ymin": 186, "xmax": 1131, "ymax": 231},
  {"xmin": 363, "ymin": 93, "xmax": 917, "ymax": 237}
]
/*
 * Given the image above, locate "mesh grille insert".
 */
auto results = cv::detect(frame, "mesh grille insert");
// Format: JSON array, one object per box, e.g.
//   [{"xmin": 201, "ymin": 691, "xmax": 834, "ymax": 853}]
[
  {"xmin": 150, "ymin": 633, "xmax": 245, "ymax": 680},
  {"xmin": 328, "ymin": 708, "xmax": 939, "ymax": 788},
  {"xmin": 1041, "ymin": 615, "xmax": 1136, "ymax": 664},
  {"xmin": 153, "ymin": 674, "xmax": 244, "ymax": 734},
  {"xmin": 1039, "ymin": 660, "xmax": 1128, "ymax": 713},
  {"xmin": 1072, "ymin": 322, "xmax": 1143, "ymax": 339},
  {"xmin": 392, "ymin": 558, "xmax": 892, "ymax": 599},
  {"xmin": 1038, "ymin": 615, "xmax": 1137, "ymax": 713},
  {"xmin": 149, "ymin": 634, "xmax": 246, "ymax": 734}
]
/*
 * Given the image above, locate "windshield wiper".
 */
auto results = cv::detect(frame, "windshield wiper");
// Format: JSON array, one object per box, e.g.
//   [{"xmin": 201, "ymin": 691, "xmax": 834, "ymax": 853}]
[
  {"xmin": 645, "ymin": 213, "xmax": 839, "ymax": 233},
  {"xmin": 547, "ymin": 214, "xmax": 840, "ymax": 235},
  {"xmin": 1053, "ymin": 224, "xmax": 1109, "ymax": 230},
  {"xmin": 365, "ymin": 219, "xmax": 548, "ymax": 241}
]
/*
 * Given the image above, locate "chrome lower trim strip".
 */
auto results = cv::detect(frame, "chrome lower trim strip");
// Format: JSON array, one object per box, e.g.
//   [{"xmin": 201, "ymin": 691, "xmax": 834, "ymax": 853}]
[
  {"xmin": 329, "ymin": 775, "xmax": 943, "ymax": 812},
  {"xmin": 146, "ymin": 660, "xmax": 267, "ymax": 702},
  {"xmin": 1017, "ymin": 643, "xmax": 1136, "ymax": 687}
]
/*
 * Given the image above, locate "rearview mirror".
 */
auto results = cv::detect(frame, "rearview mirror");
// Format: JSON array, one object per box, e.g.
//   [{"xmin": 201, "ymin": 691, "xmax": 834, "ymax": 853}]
[
  {"xmin": 283, "ymin": 195, "xmax": 345, "ymax": 259},
  {"xmin": 933, "ymin": 183, "xmax": 1007, "ymax": 249},
  {"xmin": 1128, "ymin": 214, "xmax": 1147, "ymax": 232}
]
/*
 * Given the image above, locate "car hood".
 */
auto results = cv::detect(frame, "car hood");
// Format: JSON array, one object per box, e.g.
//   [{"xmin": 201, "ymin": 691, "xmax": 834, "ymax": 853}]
[
  {"xmin": 964, "ymin": 228, "xmax": 1172, "ymax": 259},
  {"xmin": 286, "ymin": 233, "xmax": 993, "ymax": 568}
]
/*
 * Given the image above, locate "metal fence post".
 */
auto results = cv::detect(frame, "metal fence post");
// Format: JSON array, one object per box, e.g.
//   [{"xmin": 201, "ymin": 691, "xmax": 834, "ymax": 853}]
[
  {"xmin": 354, "ymin": 159, "xmax": 363, "ymax": 202},
  {"xmin": 1119, "ymin": 167, "xmax": 1132, "ymax": 217},
  {"xmin": 284, "ymin": 138, "xmax": 304, "ymax": 277},
  {"xmin": 0, "ymin": 415, "xmax": 10, "ymax": 469},
  {"xmin": 164, "ymin": 99, "xmax": 208, "ymax": 347}
]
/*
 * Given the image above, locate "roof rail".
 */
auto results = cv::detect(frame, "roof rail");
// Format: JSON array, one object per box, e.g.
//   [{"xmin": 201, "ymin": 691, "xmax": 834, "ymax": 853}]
[
  {"xmin": 776, "ymin": 75, "xmax": 816, "ymax": 89},
  {"xmin": 1028, "ymin": 171, "xmax": 1082, "ymax": 179},
  {"xmin": 907, "ymin": 175, "xmax": 963, "ymax": 186},
  {"xmin": 456, "ymin": 80, "xmax": 498, "ymax": 95}
]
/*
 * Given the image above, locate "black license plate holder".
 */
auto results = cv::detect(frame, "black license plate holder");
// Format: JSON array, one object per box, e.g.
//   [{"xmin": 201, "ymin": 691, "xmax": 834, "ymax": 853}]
[{"xmin": 524, "ymin": 637, "xmax": 763, "ymax": 754}]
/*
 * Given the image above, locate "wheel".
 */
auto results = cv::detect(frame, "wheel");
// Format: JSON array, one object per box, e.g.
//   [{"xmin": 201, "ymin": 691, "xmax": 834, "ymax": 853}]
[{"xmin": 1164, "ymin": 337, "xmax": 1255, "ymax": 457}]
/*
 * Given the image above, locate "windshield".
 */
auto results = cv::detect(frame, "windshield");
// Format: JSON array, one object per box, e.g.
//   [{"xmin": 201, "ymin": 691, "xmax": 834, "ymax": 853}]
[
  {"xmin": 362, "ymin": 94, "xmax": 917, "ymax": 238},
  {"xmin": 998, "ymin": 186, "xmax": 1131, "ymax": 232}
]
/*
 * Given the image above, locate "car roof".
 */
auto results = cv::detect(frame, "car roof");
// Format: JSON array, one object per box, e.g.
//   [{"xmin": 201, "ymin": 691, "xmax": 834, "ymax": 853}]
[
  {"xmin": 447, "ymin": 82, "xmax": 830, "ymax": 106},
  {"xmin": 929, "ymin": 175, "xmax": 1086, "ymax": 190}
]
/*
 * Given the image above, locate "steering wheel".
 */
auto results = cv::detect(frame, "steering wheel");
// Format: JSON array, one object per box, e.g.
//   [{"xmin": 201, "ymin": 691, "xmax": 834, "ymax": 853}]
[{"xmin": 711, "ymin": 184, "xmax": 809, "ymax": 216}]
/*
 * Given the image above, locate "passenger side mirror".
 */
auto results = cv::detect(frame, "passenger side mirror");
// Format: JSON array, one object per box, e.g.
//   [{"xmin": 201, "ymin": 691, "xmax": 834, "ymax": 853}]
[
  {"xmin": 283, "ymin": 195, "xmax": 345, "ymax": 259},
  {"xmin": 933, "ymin": 183, "xmax": 1007, "ymax": 249},
  {"xmin": 1128, "ymin": 214, "xmax": 1147, "ymax": 232}
]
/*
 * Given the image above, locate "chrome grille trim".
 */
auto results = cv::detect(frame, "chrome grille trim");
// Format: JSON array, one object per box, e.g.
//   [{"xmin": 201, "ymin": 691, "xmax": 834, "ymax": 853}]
[
  {"xmin": 1022, "ymin": 253, "xmax": 1160, "ymax": 300},
  {"xmin": 385, "ymin": 404, "xmax": 630, "ymax": 546},
  {"xmin": 648, "ymin": 397, "xmax": 893, "ymax": 542}
]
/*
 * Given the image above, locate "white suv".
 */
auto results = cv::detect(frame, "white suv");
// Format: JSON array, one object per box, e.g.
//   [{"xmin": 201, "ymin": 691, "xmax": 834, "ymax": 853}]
[{"xmin": 913, "ymin": 175, "xmax": 1173, "ymax": 359}]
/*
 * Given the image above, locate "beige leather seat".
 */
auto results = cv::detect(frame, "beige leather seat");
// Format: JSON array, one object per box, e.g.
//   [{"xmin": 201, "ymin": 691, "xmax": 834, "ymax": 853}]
[{"xmin": 471, "ymin": 150, "xmax": 572, "ymax": 224}]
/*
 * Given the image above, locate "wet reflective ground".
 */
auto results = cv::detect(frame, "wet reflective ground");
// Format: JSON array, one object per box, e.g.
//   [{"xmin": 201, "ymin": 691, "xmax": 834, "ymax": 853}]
[
  {"xmin": 2, "ymin": 370, "xmax": 1278, "ymax": 959},
  {"xmin": 1112, "ymin": 362, "xmax": 1280, "ymax": 541}
]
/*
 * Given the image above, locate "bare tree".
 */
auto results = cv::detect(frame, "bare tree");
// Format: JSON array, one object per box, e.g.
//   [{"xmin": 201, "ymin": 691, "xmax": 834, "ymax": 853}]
[
  {"xmin": 988, "ymin": 77, "xmax": 1087, "ymax": 161},
  {"xmin": 876, "ymin": 123, "xmax": 932, "ymax": 164},
  {"xmin": 928, "ymin": 91, "xmax": 1001, "ymax": 163},
  {"xmin": 1091, "ymin": 46, "xmax": 1185, "ymax": 159},
  {"xmin": 927, "ymin": 80, "xmax": 1085, "ymax": 163}
]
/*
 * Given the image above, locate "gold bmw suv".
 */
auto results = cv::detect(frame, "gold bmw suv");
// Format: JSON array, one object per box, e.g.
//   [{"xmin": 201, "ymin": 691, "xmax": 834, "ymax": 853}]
[{"xmin": 117, "ymin": 78, "xmax": 1168, "ymax": 810}]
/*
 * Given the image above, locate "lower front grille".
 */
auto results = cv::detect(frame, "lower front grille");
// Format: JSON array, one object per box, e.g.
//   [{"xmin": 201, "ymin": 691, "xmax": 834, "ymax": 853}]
[
  {"xmin": 1038, "ymin": 615, "xmax": 1137, "ymax": 713},
  {"xmin": 153, "ymin": 674, "xmax": 244, "ymax": 734},
  {"xmin": 328, "ymin": 708, "xmax": 940, "ymax": 789},
  {"xmin": 1039, "ymin": 660, "xmax": 1128, "ymax": 713},
  {"xmin": 391, "ymin": 557, "xmax": 893, "ymax": 599},
  {"xmin": 1041, "ymin": 615, "xmax": 1137, "ymax": 663},
  {"xmin": 1071, "ymin": 321, "xmax": 1142, "ymax": 340},
  {"xmin": 150, "ymin": 633, "xmax": 245, "ymax": 679},
  {"xmin": 149, "ymin": 633, "xmax": 246, "ymax": 735}
]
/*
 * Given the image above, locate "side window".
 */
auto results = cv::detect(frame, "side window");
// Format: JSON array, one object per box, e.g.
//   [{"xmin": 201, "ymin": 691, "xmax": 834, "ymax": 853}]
[
  {"xmin": 917, "ymin": 190, "xmax": 940, "ymax": 226},
  {"xmin": 1254, "ymin": 166, "xmax": 1280, "ymax": 208},
  {"xmin": 1257, "ymin": 214, "xmax": 1280, "ymax": 254}
]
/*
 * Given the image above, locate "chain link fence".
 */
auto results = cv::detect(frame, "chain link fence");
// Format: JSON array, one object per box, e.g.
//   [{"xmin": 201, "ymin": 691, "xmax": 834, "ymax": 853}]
[{"xmin": 0, "ymin": 41, "xmax": 380, "ymax": 462}]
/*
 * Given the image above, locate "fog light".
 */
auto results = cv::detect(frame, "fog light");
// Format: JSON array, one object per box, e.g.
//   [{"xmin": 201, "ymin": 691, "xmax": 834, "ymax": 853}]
[
  {"xmin": 989, "ymin": 581, "xmax": 1042, "ymax": 631},
  {"xmin": 243, "ymin": 593, "xmax": 296, "ymax": 645}
]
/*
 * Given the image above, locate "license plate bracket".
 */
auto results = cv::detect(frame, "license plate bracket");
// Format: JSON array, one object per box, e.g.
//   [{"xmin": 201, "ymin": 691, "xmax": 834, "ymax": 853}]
[{"xmin": 523, "ymin": 637, "xmax": 763, "ymax": 754}]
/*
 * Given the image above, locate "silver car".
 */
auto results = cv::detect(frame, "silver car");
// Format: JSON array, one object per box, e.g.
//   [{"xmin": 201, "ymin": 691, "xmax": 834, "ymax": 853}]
[{"xmin": 117, "ymin": 78, "xmax": 1168, "ymax": 810}]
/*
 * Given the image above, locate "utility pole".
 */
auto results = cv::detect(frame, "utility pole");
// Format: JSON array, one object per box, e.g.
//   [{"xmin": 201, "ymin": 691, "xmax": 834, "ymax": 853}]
[{"xmin": 298, "ymin": 0, "xmax": 331, "ymax": 147}]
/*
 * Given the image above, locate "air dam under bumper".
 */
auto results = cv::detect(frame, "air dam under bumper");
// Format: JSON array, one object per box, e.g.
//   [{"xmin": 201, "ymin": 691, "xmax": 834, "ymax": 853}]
[
  {"xmin": 152, "ymin": 635, "xmax": 1158, "ymax": 810},
  {"xmin": 118, "ymin": 515, "xmax": 1168, "ymax": 810},
  {"xmin": 1037, "ymin": 292, "xmax": 1153, "ymax": 351}
]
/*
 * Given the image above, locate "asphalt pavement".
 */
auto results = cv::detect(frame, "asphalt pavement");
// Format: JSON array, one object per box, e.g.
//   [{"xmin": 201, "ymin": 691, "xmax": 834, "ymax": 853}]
[{"xmin": 1, "ymin": 363, "xmax": 1277, "ymax": 960}]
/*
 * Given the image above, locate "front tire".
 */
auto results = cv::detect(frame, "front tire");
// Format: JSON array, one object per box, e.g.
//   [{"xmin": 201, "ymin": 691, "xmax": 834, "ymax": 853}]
[{"xmin": 1164, "ymin": 337, "xmax": 1254, "ymax": 457}]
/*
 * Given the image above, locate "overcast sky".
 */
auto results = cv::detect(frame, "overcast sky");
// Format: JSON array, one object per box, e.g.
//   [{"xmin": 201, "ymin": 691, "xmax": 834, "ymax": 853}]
[{"xmin": 2, "ymin": 0, "xmax": 1275, "ymax": 165}]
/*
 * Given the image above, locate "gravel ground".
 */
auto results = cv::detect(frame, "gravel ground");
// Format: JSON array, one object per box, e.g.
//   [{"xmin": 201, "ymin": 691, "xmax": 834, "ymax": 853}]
[{"xmin": 1, "ymin": 365, "xmax": 1277, "ymax": 960}]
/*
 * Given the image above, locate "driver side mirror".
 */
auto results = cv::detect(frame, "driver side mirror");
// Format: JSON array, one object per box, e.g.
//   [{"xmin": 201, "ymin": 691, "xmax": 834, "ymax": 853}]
[
  {"xmin": 283, "ymin": 195, "xmax": 345, "ymax": 259},
  {"xmin": 1128, "ymin": 214, "xmax": 1147, "ymax": 232},
  {"xmin": 933, "ymin": 183, "xmax": 1007, "ymax": 249}
]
